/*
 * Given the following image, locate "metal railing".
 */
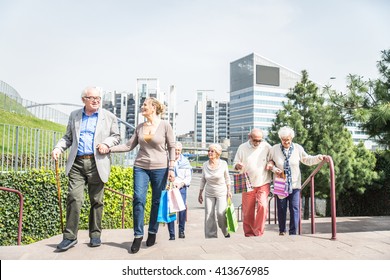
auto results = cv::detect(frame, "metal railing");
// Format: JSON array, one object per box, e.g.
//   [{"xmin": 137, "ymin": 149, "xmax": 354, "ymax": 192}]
[
  {"xmin": 300, "ymin": 156, "xmax": 337, "ymax": 240},
  {"xmin": 0, "ymin": 123, "xmax": 136, "ymax": 172},
  {"xmin": 104, "ymin": 187, "xmax": 133, "ymax": 229},
  {"xmin": 0, "ymin": 123, "xmax": 68, "ymax": 171},
  {"xmin": 0, "ymin": 186, "xmax": 24, "ymax": 245}
]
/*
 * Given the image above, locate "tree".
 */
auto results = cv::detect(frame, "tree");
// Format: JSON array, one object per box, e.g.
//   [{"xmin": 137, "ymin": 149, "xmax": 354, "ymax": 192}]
[
  {"xmin": 268, "ymin": 70, "xmax": 377, "ymax": 217},
  {"xmin": 327, "ymin": 49, "xmax": 390, "ymax": 149}
]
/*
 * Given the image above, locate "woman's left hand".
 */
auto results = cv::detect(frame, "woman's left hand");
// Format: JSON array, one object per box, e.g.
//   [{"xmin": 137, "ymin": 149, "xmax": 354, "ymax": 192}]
[
  {"xmin": 168, "ymin": 170, "xmax": 175, "ymax": 182},
  {"xmin": 227, "ymin": 190, "xmax": 232, "ymax": 199}
]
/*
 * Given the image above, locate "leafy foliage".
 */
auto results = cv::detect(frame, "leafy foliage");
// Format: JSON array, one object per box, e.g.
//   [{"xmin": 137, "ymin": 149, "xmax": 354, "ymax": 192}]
[
  {"xmin": 326, "ymin": 49, "xmax": 390, "ymax": 149},
  {"xmin": 0, "ymin": 166, "xmax": 151, "ymax": 246}
]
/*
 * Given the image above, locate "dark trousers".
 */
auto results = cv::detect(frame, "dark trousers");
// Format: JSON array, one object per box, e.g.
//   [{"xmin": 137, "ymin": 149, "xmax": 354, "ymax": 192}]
[
  {"xmin": 64, "ymin": 157, "xmax": 104, "ymax": 240},
  {"xmin": 276, "ymin": 189, "xmax": 300, "ymax": 235}
]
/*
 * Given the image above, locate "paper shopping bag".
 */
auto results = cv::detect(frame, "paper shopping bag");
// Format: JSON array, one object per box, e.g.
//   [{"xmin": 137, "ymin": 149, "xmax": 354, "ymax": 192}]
[
  {"xmin": 157, "ymin": 190, "xmax": 177, "ymax": 223},
  {"xmin": 168, "ymin": 187, "xmax": 186, "ymax": 212},
  {"xmin": 233, "ymin": 172, "xmax": 253, "ymax": 193},
  {"xmin": 273, "ymin": 174, "xmax": 289, "ymax": 199},
  {"xmin": 225, "ymin": 198, "xmax": 238, "ymax": 233}
]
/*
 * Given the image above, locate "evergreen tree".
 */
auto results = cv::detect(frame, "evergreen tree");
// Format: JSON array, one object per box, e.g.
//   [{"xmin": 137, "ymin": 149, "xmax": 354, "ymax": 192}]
[
  {"xmin": 268, "ymin": 70, "xmax": 377, "ymax": 217},
  {"xmin": 327, "ymin": 49, "xmax": 390, "ymax": 149}
]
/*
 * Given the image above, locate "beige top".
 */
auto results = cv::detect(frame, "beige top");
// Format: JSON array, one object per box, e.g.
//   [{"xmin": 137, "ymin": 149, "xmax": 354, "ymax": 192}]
[
  {"xmin": 269, "ymin": 143, "xmax": 322, "ymax": 190},
  {"xmin": 199, "ymin": 159, "xmax": 231, "ymax": 198},
  {"xmin": 233, "ymin": 140, "xmax": 272, "ymax": 187},
  {"xmin": 110, "ymin": 120, "xmax": 175, "ymax": 169}
]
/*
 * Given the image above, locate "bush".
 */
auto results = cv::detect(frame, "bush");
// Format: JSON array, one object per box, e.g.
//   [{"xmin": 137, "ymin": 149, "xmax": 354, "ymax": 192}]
[{"xmin": 0, "ymin": 166, "xmax": 151, "ymax": 245}]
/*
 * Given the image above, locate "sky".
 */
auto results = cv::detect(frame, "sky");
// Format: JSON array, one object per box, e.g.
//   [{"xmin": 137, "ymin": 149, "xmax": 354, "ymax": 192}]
[{"xmin": 0, "ymin": 0, "xmax": 389, "ymax": 134}]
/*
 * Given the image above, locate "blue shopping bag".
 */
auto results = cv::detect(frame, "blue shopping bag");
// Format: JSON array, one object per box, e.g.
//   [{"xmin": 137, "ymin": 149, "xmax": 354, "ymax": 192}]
[{"xmin": 157, "ymin": 190, "xmax": 177, "ymax": 223}]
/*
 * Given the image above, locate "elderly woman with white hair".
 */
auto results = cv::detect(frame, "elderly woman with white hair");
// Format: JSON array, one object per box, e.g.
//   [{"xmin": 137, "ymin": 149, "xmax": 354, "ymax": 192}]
[
  {"xmin": 269, "ymin": 126, "xmax": 325, "ymax": 236},
  {"xmin": 198, "ymin": 143, "xmax": 232, "ymax": 238}
]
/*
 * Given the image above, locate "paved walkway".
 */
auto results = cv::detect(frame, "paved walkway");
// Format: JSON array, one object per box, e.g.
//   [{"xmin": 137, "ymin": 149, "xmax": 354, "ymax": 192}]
[
  {"xmin": 1, "ymin": 173, "xmax": 390, "ymax": 260},
  {"xmin": 1, "ymin": 211, "xmax": 390, "ymax": 260}
]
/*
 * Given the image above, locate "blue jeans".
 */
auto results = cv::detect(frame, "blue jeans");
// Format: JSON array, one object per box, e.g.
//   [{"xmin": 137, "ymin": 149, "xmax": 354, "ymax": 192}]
[
  {"xmin": 276, "ymin": 189, "xmax": 300, "ymax": 235},
  {"xmin": 168, "ymin": 187, "xmax": 187, "ymax": 236},
  {"xmin": 133, "ymin": 166, "xmax": 168, "ymax": 238}
]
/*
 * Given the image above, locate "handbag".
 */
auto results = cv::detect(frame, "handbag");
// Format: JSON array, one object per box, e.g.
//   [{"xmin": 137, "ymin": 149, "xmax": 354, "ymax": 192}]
[
  {"xmin": 273, "ymin": 173, "xmax": 289, "ymax": 199},
  {"xmin": 168, "ymin": 187, "xmax": 186, "ymax": 212},
  {"xmin": 225, "ymin": 198, "xmax": 239, "ymax": 233},
  {"xmin": 233, "ymin": 172, "xmax": 253, "ymax": 193},
  {"xmin": 157, "ymin": 189, "xmax": 177, "ymax": 223}
]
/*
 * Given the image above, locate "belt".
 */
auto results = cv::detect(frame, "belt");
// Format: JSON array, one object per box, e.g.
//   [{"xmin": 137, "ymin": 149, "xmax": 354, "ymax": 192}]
[{"xmin": 76, "ymin": 155, "xmax": 94, "ymax": 159}]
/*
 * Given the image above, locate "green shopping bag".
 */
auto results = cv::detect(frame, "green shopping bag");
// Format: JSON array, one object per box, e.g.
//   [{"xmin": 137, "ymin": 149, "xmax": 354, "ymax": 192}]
[{"xmin": 226, "ymin": 198, "xmax": 238, "ymax": 233}]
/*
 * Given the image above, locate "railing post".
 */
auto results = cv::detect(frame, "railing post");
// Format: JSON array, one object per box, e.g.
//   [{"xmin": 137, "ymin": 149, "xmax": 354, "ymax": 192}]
[
  {"xmin": 0, "ymin": 187, "xmax": 24, "ymax": 245},
  {"xmin": 299, "ymin": 156, "xmax": 337, "ymax": 240},
  {"xmin": 14, "ymin": 126, "xmax": 19, "ymax": 171},
  {"xmin": 35, "ymin": 129, "xmax": 40, "ymax": 169},
  {"xmin": 327, "ymin": 156, "xmax": 337, "ymax": 240},
  {"xmin": 310, "ymin": 176, "xmax": 316, "ymax": 234}
]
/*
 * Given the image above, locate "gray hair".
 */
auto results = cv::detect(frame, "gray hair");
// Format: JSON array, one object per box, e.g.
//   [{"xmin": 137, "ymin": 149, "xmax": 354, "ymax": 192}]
[
  {"xmin": 278, "ymin": 126, "xmax": 295, "ymax": 139},
  {"xmin": 208, "ymin": 143, "xmax": 222, "ymax": 156},
  {"xmin": 81, "ymin": 86, "xmax": 103, "ymax": 98},
  {"xmin": 175, "ymin": 142, "xmax": 183, "ymax": 150}
]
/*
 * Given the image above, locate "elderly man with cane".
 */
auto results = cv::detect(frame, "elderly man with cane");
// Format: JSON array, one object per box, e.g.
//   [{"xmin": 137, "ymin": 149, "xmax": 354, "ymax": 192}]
[{"xmin": 51, "ymin": 86, "xmax": 120, "ymax": 252}]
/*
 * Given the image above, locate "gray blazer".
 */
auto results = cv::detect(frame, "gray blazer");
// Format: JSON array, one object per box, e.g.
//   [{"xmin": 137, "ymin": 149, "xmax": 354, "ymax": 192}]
[{"xmin": 55, "ymin": 108, "xmax": 120, "ymax": 183}]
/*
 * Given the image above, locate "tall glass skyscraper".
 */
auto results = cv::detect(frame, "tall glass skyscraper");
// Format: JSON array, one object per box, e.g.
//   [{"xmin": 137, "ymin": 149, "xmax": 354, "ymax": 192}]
[{"xmin": 229, "ymin": 53, "xmax": 302, "ymax": 155}]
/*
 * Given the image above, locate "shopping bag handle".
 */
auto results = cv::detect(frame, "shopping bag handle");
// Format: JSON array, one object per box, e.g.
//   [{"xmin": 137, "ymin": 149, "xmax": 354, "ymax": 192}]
[{"xmin": 165, "ymin": 182, "xmax": 174, "ymax": 190}]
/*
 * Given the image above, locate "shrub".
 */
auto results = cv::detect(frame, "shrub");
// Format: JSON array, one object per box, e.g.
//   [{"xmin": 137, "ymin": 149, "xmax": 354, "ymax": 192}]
[{"xmin": 0, "ymin": 166, "xmax": 151, "ymax": 245}]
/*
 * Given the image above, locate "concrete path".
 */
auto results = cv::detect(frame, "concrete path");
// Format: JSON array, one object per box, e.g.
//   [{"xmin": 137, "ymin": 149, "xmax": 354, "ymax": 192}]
[{"xmin": 1, "ymin": 173, "xmax": 390, "ymax": 260}]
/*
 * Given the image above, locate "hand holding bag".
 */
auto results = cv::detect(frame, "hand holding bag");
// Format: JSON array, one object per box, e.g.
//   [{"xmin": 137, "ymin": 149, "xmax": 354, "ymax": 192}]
[
  {"xmin": 157, "ymin": 188, "xmax": 177, "ymax": 223},
  {"xmin": 273, "ymin": 173, "xmax": 289, "ymax": 199},
  {"xmin": 226, "ymin": 198, "xmax": 239, "ymax": 233},
  {"xmin": 233, "ymin": 172, "xmax": 253, "ymax": 194},
  {"xmin": 168, "ymin": 186, "xmax": 186, "ymax": 212}
]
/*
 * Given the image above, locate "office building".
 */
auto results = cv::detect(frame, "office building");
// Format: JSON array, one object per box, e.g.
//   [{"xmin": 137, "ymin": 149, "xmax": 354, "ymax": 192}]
[
  {"xmin": 229, "ymin": 53, "xmax": 301, "ymax": 154},
  {"xmin": 194, "ymin": 90, "xmax": 229, "ymax": 147}
]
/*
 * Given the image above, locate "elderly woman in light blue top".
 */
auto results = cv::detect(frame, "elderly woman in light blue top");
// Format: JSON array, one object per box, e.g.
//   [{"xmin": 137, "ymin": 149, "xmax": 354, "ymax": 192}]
[
  {"xmin": 198, "ymin": 143, "xmax": 232, "ymax": 238},
  {"xmin": 167, "ymin": 142, "xmax": 192, "ymax": 240},
  {"xmin": 269, "ymin": 126, "xmax": 325, "ymax": 236}
]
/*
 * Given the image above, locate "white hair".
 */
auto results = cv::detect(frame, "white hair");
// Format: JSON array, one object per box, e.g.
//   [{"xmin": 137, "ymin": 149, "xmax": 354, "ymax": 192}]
[
  {"xmin": 175, "ymin": 142, "xmax": 183, "ymax": 149},
  {"xmin": 81, "ymin": 86, "xmax": 103, "ymax": 98},
  {"xmin": 209, "ymin": 143, "xmax": 222, "ymax": 156},
  {"xmin": 278, "ymin": 126, "xmax": 295, "ymax": 139}
]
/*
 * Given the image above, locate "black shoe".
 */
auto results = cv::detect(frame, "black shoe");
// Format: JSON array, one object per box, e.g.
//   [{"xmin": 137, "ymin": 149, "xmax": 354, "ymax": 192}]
[
  {"xmin": 169, "ymin": 236, "xmax": 175, "ymax": 240},
  {"xmin": 57, "ymin": 239, "xmax": 77, "ymax": 251},
  {"xmin": 131, "ymin": 237, "xmax": 143, "ymax": 254},
  {"xmin": 89, "ymin": 237, "xmax": 101, "ymax": 247},
  {"xmin": 225, "ymin": 233, "xmax": 230, "ymax": 238},
  {"xmin": 146, "ymin": 233, "xmax": 156, "ymax": 247},
  {"xmin": 179, "ymin": 232, "xmax": 185, "ymax": 239}
]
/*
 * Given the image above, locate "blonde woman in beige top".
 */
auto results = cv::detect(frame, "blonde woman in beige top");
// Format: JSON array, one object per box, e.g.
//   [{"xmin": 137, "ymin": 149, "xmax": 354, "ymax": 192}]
[
  {"xmin": 198, "ymin": 143, "xmax": 232, "ymax": 238},
  {"xmin": 107, "ymin": 97, "xmax": 175, "ymax": 253}
]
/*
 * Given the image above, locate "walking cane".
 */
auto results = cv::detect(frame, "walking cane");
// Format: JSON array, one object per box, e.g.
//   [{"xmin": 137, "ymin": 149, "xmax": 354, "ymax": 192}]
[{"xmin": 55, "ymin": 159, "xmax": 64, "ymax": 232}]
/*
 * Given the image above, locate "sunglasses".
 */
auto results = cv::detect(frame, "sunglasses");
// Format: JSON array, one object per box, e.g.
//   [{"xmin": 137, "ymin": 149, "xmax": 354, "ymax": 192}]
[
  {"xmin": 208, "ymin": 150, "xmax": 216, "ymax": 153},
  {"xmin": 252, "ymin": 139, "xmax": 263, "ymax": 143}
]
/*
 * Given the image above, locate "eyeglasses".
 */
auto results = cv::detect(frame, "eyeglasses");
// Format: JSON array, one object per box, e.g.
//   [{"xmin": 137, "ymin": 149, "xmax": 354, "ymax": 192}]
[
  {"xmin": 83, "ymin": 96, "xmax": 101, "ymax": 101},
  {"xmin": 208, "ymin": 150, "xmax": 216, "ymax": 153},
  {"xmin": 251, "ymin": 139, "xmax": 263, "ymax": 143}
]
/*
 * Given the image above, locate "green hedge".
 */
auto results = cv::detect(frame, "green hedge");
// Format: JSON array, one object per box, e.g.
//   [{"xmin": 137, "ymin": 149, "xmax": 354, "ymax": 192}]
[{"xmin": 0, "ymin": 166, "xmax": 152, "ymax": 246}]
